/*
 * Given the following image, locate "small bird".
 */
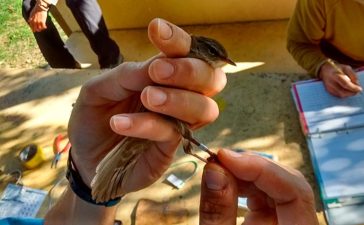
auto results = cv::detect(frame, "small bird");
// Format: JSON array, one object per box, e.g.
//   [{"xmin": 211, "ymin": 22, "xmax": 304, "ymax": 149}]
[{"xmin": 91, "ymin": 35, "xmax": 236, "ymax": 203}]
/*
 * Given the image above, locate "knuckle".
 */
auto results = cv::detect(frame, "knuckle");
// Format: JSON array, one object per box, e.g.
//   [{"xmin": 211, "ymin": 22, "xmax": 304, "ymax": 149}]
[
  {"xmin": 298, "ymin": 181, "xmax": 315, "ymax": 203},
  {"xmin": 342, "ymin": 65, "xmax": 352, "ymax": 71},
  {"xmin": 145, "ymin": 115, "xmax": 159, "ymax": 131},
  {"xmin": 291, "ymin": 168, "xmax": 305, "ymax": 179},
  {"xmin": 213, "ymin": 68, "xmax": 227, "ymax": 93},
  {"xmin": 207, "ymin": 99, "xmax": 219, "ymax": 121},
  {"xmin": 80, "ymin": 79, "xmax": 99, "ymax": 99},
  {"xmin": 182, "ymin": 59, "xmax": 197, "ymax": 81},
  {"xmin": 340, "ymin": 83, "xmax": 351, "ymax": 90},
  {"xmin": 287, "ymin": 170, "xmax": 315, "ymax": 203},
  {"xmin": 205, "ymin": 70, "xmax": 224, "ymax": 96},
  {"xmin": 192, "ymin": 98, "xmax": 219, "ymax": 129},
  {"xmin": 338, "ymin": 75, "xmax": 348, "ymax": 82}
]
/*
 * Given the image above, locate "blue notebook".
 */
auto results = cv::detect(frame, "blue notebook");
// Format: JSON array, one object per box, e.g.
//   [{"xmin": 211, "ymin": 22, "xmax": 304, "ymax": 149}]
[{"xmin": 291, "ymin": 71, "xmax": 364, "ymax": 225}]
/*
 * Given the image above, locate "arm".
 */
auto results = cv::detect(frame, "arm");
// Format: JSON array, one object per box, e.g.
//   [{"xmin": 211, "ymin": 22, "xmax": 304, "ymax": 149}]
[
  {"xmin": 286, "ymin": 0, "xmax": 327, "ymax": 76},
  {"xmin": 44, "ymin": 18, "xmax": 226, "ymax": 224},
  {"xmin": 287, "ymin": 0, "xmax": 362, "ymax": 97},
  {"xmin": 44, "ymin": 187, "xmax": 117, "ymax": 225}
]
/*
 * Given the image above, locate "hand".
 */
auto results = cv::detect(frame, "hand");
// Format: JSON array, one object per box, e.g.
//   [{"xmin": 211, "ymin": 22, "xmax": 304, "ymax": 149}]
[
  {"xmin": 28, "ymin": 5, "xmax": 48, "ymax": 32},
  {"xmin": 319, "ymin": 62, "xmax": 362, "ymax": 98},
  {"xmin": 200, "ymin": 149, "xmax": 319, "ymax": 225},
  {"xmin": 68, "ymin": 18, "xmax": 227, "ymax": 193}
]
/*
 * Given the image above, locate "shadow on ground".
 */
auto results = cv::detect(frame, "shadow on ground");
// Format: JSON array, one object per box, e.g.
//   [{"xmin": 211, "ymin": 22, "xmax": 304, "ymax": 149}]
[{"xmin": 0, "ymin": 69, "xmax": 97, "ymax": 110}]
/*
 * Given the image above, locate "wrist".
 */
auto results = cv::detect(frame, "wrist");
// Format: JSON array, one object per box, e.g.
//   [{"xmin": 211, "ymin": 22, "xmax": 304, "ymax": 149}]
[
  {"xmin": 36, "ymin": 0, "xmax": 50, "ymax": 11},
  {"xmin": 318, "ymin": 60, "xmax": 334, "ymax": 80},
  {"xmin": 69, "ymin": 149, "xmax": 97, "ymax": 187},
  {"xmin": 66, "ymin": 149, "xmax": 122, "ymax": 207},
  {"xmin": 316, "ymin": 58, "xmax": 330, "ymax": 79},
  {"xmin": 45, "ymin": 186, "xmax": 117, "ymax": 225}
]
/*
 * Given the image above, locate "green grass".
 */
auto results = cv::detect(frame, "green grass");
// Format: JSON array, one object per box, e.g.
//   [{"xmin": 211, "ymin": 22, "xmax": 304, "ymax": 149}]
[
  {"xmin": 0, "ymin": 0, "xmax": 66, "ymax": 68},
  {"xmin": 0, "ymin": 0, "xmax": 37, "ymax": 66}
]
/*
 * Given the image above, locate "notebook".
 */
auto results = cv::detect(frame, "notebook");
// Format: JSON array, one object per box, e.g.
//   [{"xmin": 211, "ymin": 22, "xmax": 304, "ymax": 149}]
[
  {"xmin": 291, "ymin": 71, "xmax": 364, "ymax": 225},
  {"xmin": 0, "ymin": 184, "xmax": 47, "ymax": 218}
]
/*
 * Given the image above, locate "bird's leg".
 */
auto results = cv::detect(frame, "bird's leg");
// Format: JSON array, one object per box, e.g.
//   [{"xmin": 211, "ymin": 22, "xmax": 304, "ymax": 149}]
[
  {"xmin": 176, "ymin": 119, "xmax": 214, "ymax": 163},
  {"xmin": 182, "ymin": 139, "xmax": 208, "ymax": 163}
]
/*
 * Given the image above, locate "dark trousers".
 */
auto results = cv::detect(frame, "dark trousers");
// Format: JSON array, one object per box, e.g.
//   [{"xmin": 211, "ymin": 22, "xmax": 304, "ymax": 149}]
[{"xmin": 22, "ymin": 0, "xmax": 120, "ymax": 69}]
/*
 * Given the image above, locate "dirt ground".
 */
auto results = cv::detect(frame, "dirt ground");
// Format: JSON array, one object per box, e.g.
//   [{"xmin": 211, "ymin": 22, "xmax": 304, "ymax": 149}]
[{"xmin": 0, "ymin": 67, "xmax": 327, "ymax": 224}]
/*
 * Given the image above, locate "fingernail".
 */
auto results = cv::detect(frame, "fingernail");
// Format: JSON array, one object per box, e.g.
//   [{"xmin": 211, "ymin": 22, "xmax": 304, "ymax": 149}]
[
  {"xmin": 158, "ymin": 19, "xmax": 173, "ymax": 40},
  {"xmin": 152, "ymin": 60, "xmax": 175, "ymax": 79},
  {"xmin": 222, "ymin": 149, "xmax": 242, "ymax": 158},
  {"xmin": 111, "ymin": 115, "xmax": 131, "ymax": 130},
  {"xmin": 147, "ymin": 87, "xmax": 167, "ymax": 106},
  {"xmin": 204, "ymin": 170, "xmax": 228, "ymax": 190}
]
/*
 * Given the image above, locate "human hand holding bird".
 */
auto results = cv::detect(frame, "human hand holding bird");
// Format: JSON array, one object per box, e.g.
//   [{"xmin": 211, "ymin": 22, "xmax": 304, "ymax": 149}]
[{"xmin": 67, "ymin": 18, "xmax": 234, "ymax": 203}]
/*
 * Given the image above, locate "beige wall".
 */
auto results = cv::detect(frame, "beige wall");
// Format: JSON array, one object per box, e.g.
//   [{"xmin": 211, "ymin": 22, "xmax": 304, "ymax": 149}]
[
  {"xmin": 99, "ymin": 0, "xmax": 297, "ymax": 29},
  {"xmin": 56, "ymin": 0, "xmax": 297, "ymax": 33},
  {"xmin": 55, "ymin": 0, "xmax": 79, "ymax": 32}
]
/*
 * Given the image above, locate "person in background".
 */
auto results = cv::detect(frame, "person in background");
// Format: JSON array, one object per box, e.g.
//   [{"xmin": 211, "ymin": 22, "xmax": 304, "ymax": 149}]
[
  {"xmin": 0, "ymin": 19, "xmax": 319, "ymax": 225},
  {"xmin": 22, "ymin": 0, "xmax": 122, "ymax": 69},
  {"xmin": 287, "ymin": 0, "xmax": 363, "ymax": 98}
]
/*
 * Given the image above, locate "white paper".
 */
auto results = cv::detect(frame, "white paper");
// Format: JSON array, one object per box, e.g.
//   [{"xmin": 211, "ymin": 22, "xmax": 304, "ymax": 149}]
[
  {"xmin": 309, "ymin": 127, "xmax": 364, "ymax": 199},
  {"xmin": 0, "ymin": 184, "xmax": 47, "ymax": 218},
  {"xmin": 294, "ymin": 71, "xmax": 364, "ymax": 134}
]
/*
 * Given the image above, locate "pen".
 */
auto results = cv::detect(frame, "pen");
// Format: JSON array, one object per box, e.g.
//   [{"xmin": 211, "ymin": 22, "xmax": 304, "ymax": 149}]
[
  {"xmin": 326, "ymin": 58, "xmax": 345, "ymax": 75},
  {"xmin": 326, "ymin": 58, "xmax": 361, "ymax": 87}
]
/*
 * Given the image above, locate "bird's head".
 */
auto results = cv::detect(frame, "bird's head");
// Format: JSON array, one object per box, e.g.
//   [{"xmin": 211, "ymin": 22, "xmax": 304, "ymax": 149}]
[{"xmin": 189, "ymin": 35, "xmax": 236, "ymax": 68}]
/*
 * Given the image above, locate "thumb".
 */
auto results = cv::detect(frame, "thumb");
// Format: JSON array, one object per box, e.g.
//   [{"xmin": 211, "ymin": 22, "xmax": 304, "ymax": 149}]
[
  {"xmin": 200, "ymin": 162, "xmax": 238, "ymax": 225},
  {"xmin": 148, "ymin": 18, "xmax": 191, "ymax": 57}
]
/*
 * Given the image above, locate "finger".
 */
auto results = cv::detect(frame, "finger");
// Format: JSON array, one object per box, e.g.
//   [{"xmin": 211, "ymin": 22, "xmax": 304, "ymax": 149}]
[
  {"xmin": 335, "ymin": 87, "xmax": 358, "ymax": 98},
  {"xmin": 217, "ymin": 149, "xmax": 311, "ymax": 202},
  {"xmin": 148, "ymin": 58, "xmax": 227, "ymax": 96},
  {"xmin": 337, "ymin": 74, "xmax": 362, "ymax": 93},
  {"xmin": 35, "ymin": 22, "xmax": 42, "ymax": 32},
  {"xmin": 38, "ymin": 24, "xmax": 45, "ymax": 32},
  {"xmin": 325, "ymin": 82, "xmax": 356, "ymax": 98},
  {"xmin": 243, "ymin": 211, "xmax": 277, "ymax": 225},
  {"xmin": 342, "ymin": 65, "xmax": 361, "ymax": 85},
  {"xmin": 79, "ymin": 61, "xmax": 155, "ymax": 105},
  {"xmin": 140, "ymin": 86, "xmax": 219, "ymax": 129},
  {"xmin": 40, "ymin": 22, "xmax": 47, "ymax": 31},
  {"xmin": 230, "ymin": 178, "xmax": 274, "ymax": 212},
  {"xmin": 217, "ymin": 149, "xmax": 318, "ymax": 225},
  {"xmin": 29, "ymin": 22, "xmax": 36, "ymax": 32},
  {"xmin": 148, "ymin": 18, "xmax": 191, "ymax": 58},
  {"xmin": 28, "ymin": 18, "xmax": 37, "ymax": 32},
  {"xmin": 110, "ymin": 112, "xmax": 181, "ymax": 193},
  {"xmin": 200, "ymin": 163, "xmax": 238, "ymax": 225},
  {"xmin": 109, "ymin": 112, "xmax": 179, "ymax": 142},
  {"xmin": 246, "ymin": 189, "xmax": 273, "ymax": 211}
]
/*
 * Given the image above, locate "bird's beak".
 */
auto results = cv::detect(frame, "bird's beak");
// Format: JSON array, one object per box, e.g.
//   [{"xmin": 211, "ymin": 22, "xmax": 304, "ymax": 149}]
[{"xmin": 224, "ymin": 58, "xmax": 236, "ymax": 66}]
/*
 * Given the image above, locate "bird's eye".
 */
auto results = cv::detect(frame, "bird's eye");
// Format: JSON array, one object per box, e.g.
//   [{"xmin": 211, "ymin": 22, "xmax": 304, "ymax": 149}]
[{"xmin": 207, "ymin": 47, "xmax": 218, "ymax": 56}]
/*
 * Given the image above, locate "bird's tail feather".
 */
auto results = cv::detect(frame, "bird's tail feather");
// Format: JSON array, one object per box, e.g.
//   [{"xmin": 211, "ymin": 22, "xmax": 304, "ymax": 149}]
[{"xmin": 91, "ymin": 137, "xmax": 151, "ymax": 203}]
